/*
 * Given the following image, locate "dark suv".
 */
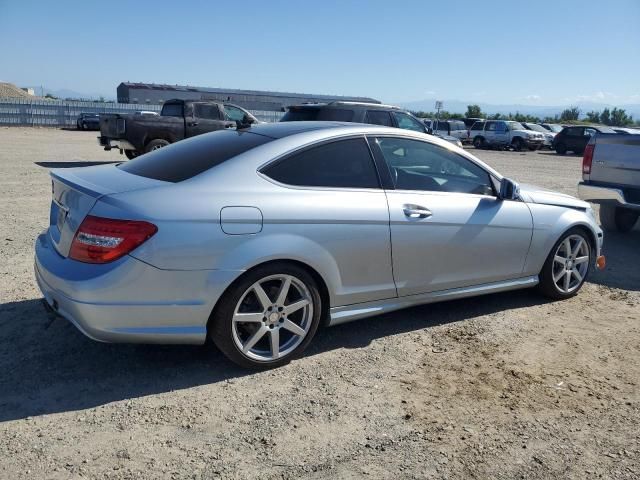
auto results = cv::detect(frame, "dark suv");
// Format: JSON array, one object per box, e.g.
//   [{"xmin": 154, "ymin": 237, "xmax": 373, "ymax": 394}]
[
  {"xmin": 552, "ymin": 125, "xmax": 616, "ymax": 155},
  {"xmin": 281, "ymin": 102, "xmax": 462, "ymax": 147}
]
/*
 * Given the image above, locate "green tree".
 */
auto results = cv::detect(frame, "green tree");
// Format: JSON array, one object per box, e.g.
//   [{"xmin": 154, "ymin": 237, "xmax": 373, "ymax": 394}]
[
  {"xmin": 465, "ymin": 104, "xmax": 483, "ymax": 118},
  {"xmin": 600, "ymin": 108, "xmax": 611, "ymax": 125},
  {"xmin": 585, "ymin": 111, "xmax": 600, "ymax": 123},
  {"xmin": 560, "ymin": 106, "xmax": 580, "ymax": 121},
  {"xmin": 610, "ymin": 108, "xmax": 633, "ymax": 126}
]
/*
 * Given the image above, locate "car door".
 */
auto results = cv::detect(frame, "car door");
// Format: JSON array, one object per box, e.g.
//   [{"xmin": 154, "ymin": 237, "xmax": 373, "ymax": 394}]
[
  {"xmin": 260, "ymin": 136, "xmax": 396, "ymax": 306},
  {"xmin": 369, "ymin": 135, "xmax": 533, "ymax": 296},
  {"xmin": 483, "ymin": 121, "xmax": 497, "ymax": 145},
  {"xmin": 494, "ymin": 121, "xmax": 509, "ymax": 146},
  {"xmin": 186, "ymin": 103, "xmax": 233, "ymax": 138}
]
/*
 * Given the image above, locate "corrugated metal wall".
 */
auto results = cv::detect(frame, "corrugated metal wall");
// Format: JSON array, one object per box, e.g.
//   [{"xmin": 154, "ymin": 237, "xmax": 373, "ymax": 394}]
[{"xmin": 0, "ymin": 98, "xmax": 283, "ymax": 126}]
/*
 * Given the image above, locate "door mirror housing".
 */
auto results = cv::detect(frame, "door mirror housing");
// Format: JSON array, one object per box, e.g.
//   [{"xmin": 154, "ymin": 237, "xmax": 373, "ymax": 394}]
[{"xmin": 499, "ymin": 177, "xmax": 520, "ymax": 200}]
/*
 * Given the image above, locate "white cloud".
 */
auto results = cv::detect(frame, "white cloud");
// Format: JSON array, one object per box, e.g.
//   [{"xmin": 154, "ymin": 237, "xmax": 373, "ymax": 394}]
[
  {"xmin": 575, "ymin": 91, "xmax": 618, "ymax": 102},
  {"xmin": 525, "ymin": 94, "xmax": 541, "ymax": 102},
  {"xmin": 424, "ymin": 90, "xmax": 436, "ymax": 96}
]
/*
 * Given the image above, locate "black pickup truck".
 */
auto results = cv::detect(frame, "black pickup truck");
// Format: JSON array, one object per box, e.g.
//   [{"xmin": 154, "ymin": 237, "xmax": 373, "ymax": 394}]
[{"xmin": 98, "ymin": 99, "xmax": 258, "ymax": 159}]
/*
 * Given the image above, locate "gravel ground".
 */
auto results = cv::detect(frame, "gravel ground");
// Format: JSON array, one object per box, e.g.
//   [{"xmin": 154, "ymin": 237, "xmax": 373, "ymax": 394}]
[{"xmin": 0, "ymin": 127, "xmax": 638, "ymax": 479}]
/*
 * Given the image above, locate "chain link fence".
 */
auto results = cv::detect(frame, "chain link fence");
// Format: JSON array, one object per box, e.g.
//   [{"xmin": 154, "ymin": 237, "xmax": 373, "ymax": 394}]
[{"xmin": 0, "ymin": 98, "xmax": 283, "ymax": 126}]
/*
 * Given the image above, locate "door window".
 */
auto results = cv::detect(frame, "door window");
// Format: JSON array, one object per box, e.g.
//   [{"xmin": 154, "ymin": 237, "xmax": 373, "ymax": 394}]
[
  {"xmin": 365, "ymin": 110, "xmax": 394, "ymax": 127},
  {"xmin": 391, "ymin": 112, "xmax": 426, "ymax": 132},
  {"xmin": 566, "ymin": 127, "xmax": 583, "ymax": 137},
  {"xmin": 224, "ymin": 105, "xmax": 247, "ymax": 122},
  {"xmin": 374, "ymin": 137, "xmax": 494, "ymax": 195},
  {"xmin": 485, "ymin": 121, "xmax": 496, "ymax": 132},
  {"xmin": 495, "ymin": 122, "xmax": 506, "ymax": 133},
  {"xmin": 262, "ymin": 138, "xmax": 380, "ymax": 189},
  {"xmin": 194, "ymin": 104, "xmax": 221, "ymax": 120},
  {"xmin": 584, "ymin": 128, "xmax": 596, "ymax": 137}
]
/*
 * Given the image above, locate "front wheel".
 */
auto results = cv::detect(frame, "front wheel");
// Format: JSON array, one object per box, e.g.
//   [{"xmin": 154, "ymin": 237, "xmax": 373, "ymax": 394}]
[
  {"xmin": 209, "ymin": 263, "xmax": 322, "ymax": 369},
  {"xmin": 124, "ymin": 150, "xmax": 140, "ymax": 160},
  {"xmin": 538, "ymin": 228, "xmax": 592, "ymax": 299},
  {"xmin": 512, "ymin": 138, "xmax": 524, "ymax": 151}
]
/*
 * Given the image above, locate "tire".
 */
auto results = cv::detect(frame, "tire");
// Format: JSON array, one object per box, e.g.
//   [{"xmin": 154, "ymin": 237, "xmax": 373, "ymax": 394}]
[
  {"xmin": 538, "ymin": 227, "xmax": 592, "ymax": 300},
  {"xmin": 473, "ymin": 136, "xmax": 484, "ymax": 149},
  {"xmin": 555, "ymin": 143, "xmax": 567, "ymax": 155},
  {"xmin": 124, "ymin": 150, "xmax": 140, "ymax": 160},
  {"xmin": 599, "ymin": 204, "xmax": 639, "ymax": 233},
  {"xmin": 209, "ymin": 262, "xmax": 323, "ymax": 369},
  {"xmin": 512, "ymin": 137, "xmax": 524, "ymax": 152},
  {"xmin": 145, "ymin": 139, "xmax": 170, "ymax": 153}
]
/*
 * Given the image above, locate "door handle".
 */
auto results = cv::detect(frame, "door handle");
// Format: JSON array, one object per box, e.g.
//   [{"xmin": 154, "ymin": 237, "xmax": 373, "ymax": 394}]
[
  {"xmin": 403, "ymin": 204, "xmax": 432, "ymax": 219},
  {"xmin": 188, "ymin": 121, "xmax": 198, "ymax": 126}
]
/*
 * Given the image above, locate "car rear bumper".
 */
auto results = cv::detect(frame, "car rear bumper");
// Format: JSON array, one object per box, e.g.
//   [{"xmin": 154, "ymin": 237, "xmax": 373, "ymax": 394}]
[
  {"xmin": 578, "ymin": 182, "xmax": 640, "ymax": 211},
  {"xmin": 34, "ymin": 231, "xmax": 241, "ymax": 344},
  {"xmin": 98, "ymin": 136, "xmax": 136, "ymax": 151}
]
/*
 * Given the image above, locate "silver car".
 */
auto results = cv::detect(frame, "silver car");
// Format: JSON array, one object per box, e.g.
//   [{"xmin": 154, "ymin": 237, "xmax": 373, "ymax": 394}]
[{"xmin": 35, "ymin": 122, "xmax": 605, "ymax": 368}]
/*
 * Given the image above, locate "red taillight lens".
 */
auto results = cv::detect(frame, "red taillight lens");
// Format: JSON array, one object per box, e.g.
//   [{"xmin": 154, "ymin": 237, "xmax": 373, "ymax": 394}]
[
  {"xmin": 69, "ymin": 215, "xmax": 157, "ymax": 264},
  {"xmin": 583, "ymin": 144, "xmax": 595, "ymax": 175}
]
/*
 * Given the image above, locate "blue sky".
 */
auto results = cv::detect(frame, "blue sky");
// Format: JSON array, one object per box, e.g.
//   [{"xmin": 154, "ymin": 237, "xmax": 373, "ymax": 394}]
[{"xmin": 1, "ymin": 0, "xmax": 639, "ymax": 106}]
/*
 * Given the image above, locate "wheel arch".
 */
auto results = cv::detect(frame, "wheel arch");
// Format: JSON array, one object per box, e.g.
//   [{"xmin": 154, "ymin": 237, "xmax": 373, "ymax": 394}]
[{"xmin": 206, "ymin": 258, "xmax": 332, "ymax": 336}]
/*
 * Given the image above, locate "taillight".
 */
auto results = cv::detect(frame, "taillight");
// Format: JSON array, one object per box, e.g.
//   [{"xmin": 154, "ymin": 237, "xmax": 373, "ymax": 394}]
[
  {"xmin": 583, "ymin": 143, "xmax": 595, "ymax": 175},
  {"xmin": 69, "ymin": 215, "xmax": 157, "ymax": 264}
]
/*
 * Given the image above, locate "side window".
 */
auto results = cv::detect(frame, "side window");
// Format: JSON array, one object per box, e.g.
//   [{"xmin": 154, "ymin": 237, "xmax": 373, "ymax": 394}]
[
  {"xmin": 224, "ymin": 105, "xmax": 247, "ymax": 122},
  {"xmin": 471, "ymin": 122, "xmax": 485, "ymax": 131},
  {"xmin": 584, "ymin": 128, "xmax": 596, "ymax": 137},
  {"xmin": 435, "ymin": 121, "xmax": 449, "ymax": 134},
  {"xmin": 262, "ymin": 138, "xmax": 379, "ymax": 189},
  {"xmin": 485, "ymin": 121, "xmax": 496, "ymax": 132},
  {"xmin": 391, "ymin": 112, "xmax": 426, "ymax": 132},
  {"xmin": 496, "ymin": 122, "xmax": 506, "ymax": 133},
  {"xmin": 566, "ymin": 127, "xmax": 582, "ymax": 137},
  {"xmin": 374, "ymin": 137, "xmax": 494, "ymax": 196},
  {"xmin": 365, "ymin": 110, "xmax": 393, "ymax": 127},
  {"xmin": 194, "ymin": 104, "xmax": 221, "ymax": 120}
]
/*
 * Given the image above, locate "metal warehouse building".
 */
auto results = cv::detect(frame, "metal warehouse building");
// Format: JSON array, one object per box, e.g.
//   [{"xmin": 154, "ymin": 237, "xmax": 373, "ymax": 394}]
[{"xmin": 116, "ymin": 82, "xmax": 380, "ymax": 111}]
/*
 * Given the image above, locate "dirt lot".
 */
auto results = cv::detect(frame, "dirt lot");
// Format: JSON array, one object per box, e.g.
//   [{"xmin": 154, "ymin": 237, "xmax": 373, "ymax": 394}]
[{"xmin": 0, "ymin": 127, "xmax": 638, "ymax": 479}]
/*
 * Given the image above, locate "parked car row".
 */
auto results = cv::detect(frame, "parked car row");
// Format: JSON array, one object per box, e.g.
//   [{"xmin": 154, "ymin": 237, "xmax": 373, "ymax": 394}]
[{"xmin": 281, "ymin": 102, "xmax": 464, "ymax": 147}]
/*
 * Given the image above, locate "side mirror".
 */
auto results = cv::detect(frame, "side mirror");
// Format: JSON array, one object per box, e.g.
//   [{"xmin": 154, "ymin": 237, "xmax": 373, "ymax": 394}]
[{"xmin": 499, "ymin": 177, "xmax": 520, "ymax": 200}]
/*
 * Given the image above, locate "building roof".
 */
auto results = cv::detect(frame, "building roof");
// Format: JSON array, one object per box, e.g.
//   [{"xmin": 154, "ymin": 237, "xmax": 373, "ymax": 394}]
[{"xmin": 118, "ymin": 82, "xmax": 379, "ymax": 103}]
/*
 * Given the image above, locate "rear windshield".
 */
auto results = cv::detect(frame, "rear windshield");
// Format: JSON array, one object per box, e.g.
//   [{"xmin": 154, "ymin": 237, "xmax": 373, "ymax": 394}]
[
  {"xmin": 118, "ymin": 130, "xmax": 273, "ymax": 182},
  {"xmin": 161, "ymin": 103, "xmax": 184, "ymax": 117},
  {"xmin": 281, "ymin": 107, "xmax": 354, "ymax": 122}
]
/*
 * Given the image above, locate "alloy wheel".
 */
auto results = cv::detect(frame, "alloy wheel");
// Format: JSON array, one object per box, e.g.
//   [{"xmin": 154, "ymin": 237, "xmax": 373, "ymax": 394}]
[
  {"xmin": 552, "ymin": 234, "xmax": 590, "ymax": 294},
  {"xmin": 231, "ymin": 274, "xmax": 313, "ymax": 362}
]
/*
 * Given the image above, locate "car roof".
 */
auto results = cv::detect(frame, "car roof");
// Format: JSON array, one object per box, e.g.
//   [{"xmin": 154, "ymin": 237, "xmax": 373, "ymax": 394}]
[
  {"xmin": 287, "ymin": 101, "xmax": 401, "ymax": 111},
  {"xmin": 242, "ymin": 121, "xmax": 354, "ymax": 139}
]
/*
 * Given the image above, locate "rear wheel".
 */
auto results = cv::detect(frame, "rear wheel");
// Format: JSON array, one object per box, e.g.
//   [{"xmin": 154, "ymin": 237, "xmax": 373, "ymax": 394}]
[
  {"xmin": 209, "ymin": 263, "xmax": 322, "ymax": 369},
  {"xmin": 538, "ymin": 228, "xmax": 592, "ymax": 299},
  {"xmin": 555, "ymin": 143, "xmax": 567, "ymax": 155},
  {"xmin": 124, "ymin": 150, "xmax": 140, "ymax": 160},
  {"xmin": 145, "ymin": 139, "xmax": 169, "ymax": 153},
  {"xmin": 599, "ymin": 204, "xmax": 639, "ymax": 233}
]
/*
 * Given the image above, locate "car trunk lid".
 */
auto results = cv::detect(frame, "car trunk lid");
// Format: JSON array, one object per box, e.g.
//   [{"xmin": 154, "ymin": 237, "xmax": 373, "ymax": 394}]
[{"xmin": 48, "ymin": 164, "xmax": 167, "ymax": 257}]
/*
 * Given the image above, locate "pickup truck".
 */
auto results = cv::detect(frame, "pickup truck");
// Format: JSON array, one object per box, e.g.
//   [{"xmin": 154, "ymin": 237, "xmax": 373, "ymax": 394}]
[
  {"xmin": 98, "ymin": 99, "xmax": 257, "ymax": 159},
  {"xmin": 470, "ymin": 120, "xmax": 545, "ymax": 151},
  {"xmin": 578, "ymin": 133, "xmax": 640, "ymax": 232}
]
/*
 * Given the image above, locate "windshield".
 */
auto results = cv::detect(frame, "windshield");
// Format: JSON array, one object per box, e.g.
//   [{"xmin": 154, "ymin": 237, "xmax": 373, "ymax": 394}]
[
  {"xmin": 545, "ymin": 124, "xmax": 563, "ymax": 133},
  {"xmin": 506, "ymin": 121, "xmax": 525, "ymax": 130},
  {"xmin": 525, "ymin": 123, "xmax": 547, "ymax": 133},
  {"xmin": 597, "ymin": 126, "xmax": 617, "ymax": 134}
]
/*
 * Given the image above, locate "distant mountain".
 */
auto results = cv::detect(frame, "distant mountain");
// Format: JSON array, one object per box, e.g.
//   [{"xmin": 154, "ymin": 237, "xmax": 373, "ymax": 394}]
[
  {"xmin": 26, "ymin": 86, "xmax": 115, "ymax": 101},
  {"xmin": 396, "ymin": 98, "xmax": 640, "ymax": 120}
]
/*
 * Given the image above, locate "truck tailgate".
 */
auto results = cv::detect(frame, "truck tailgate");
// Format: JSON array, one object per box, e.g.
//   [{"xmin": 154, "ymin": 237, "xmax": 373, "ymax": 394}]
[{"xmin": 590, "ymin": 134, "xmax": 640, "ymax": 188}]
